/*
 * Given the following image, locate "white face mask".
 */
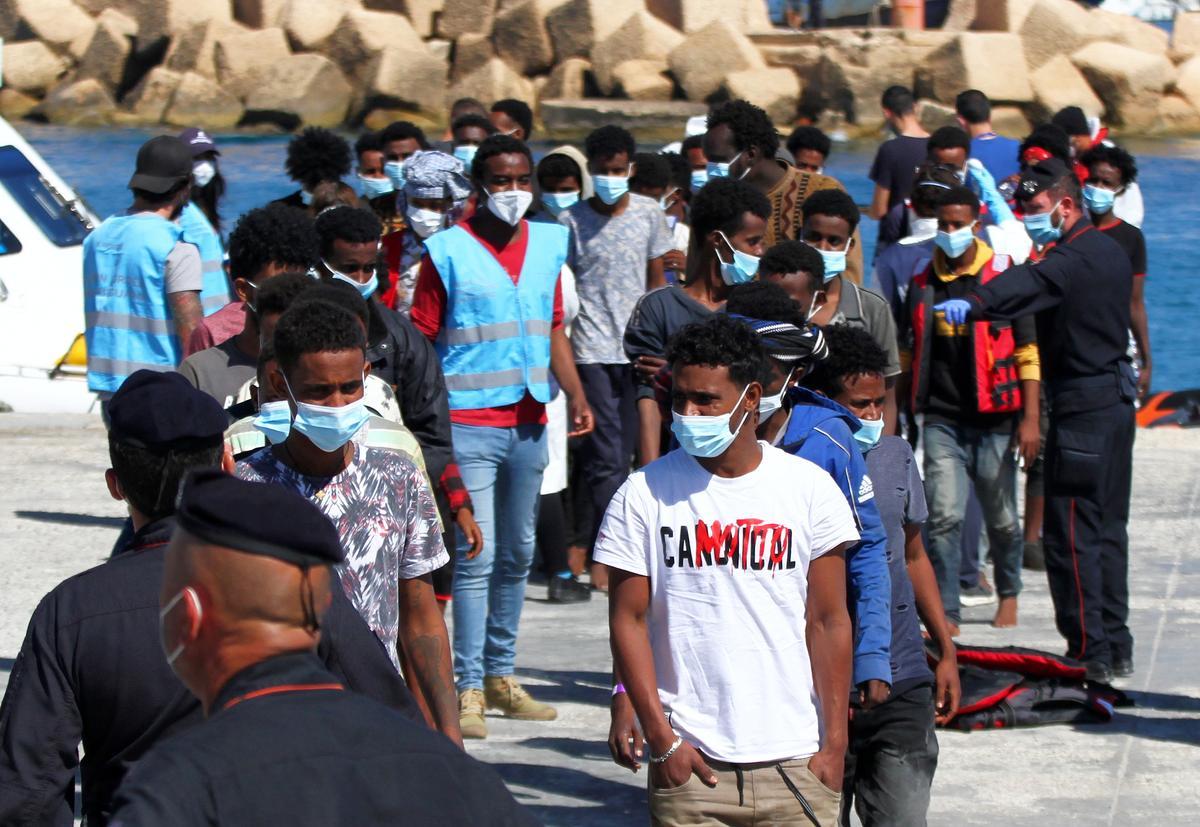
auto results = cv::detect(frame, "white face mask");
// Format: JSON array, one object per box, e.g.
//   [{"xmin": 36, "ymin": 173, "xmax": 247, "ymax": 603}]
[
  {"xmin": 160, "ymin": 586, "xmax": 201, "ymax": 666},
  {"xmin": 758, "ymin": 368, "xmax": 794, "ymax": 420},
  {"xmin": 192, "ymin": 160, "xmax": 216, "ymax": 188},
  {"xmin": 406, "ymin": 205, "xmax": 447, "ymax": 239},
  {"xmin": 486, "ymin": 189, "xmax": 533, "ymax": 226}
]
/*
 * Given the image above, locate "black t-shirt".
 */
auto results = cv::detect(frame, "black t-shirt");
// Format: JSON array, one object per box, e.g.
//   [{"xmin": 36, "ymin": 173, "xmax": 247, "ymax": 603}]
[
  {"xmin": 869, "ymin": 135, "xmax": 929, "ymax": 211},
  {"xmin": 1098, "ymin": 219, "xmax": 1147, "ymax": 277}
]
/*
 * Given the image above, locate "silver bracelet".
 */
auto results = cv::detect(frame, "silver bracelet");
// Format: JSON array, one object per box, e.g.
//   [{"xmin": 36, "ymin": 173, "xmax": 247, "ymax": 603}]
[{"xmin": 650, "ymin": 736, "xmax": 684, "ymax": 764}]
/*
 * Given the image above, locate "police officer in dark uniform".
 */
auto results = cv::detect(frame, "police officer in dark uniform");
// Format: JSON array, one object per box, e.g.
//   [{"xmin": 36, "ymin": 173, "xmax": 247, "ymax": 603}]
[
  {"xmin": 938, "ymin": 158, "xmax": 1137, "ymax": 683},
  {"xmin": 109, "ymin": 470, "xmax": 536, "ymax": 826},
  {"xmin": 0, "ymin": 371, "xmax": 421, "ymax": 826}
]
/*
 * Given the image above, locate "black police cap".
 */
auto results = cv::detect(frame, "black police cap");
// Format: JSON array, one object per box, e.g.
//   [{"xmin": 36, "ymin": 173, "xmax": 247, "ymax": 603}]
[
  {"xmin": 108, "ymin": 370, "xmax": 227, "ymax": 451},
  {"xmin": 1017, "ymin": 158, "xmax": 1073, "ymax": 201},
  {"xmin": 177, "ymin": 469, "xmax": 346, "ymax": 566}
]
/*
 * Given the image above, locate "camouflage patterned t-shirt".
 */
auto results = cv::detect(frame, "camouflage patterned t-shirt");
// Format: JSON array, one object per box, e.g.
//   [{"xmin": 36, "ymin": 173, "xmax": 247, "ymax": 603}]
[{"xmin": 236, "ymin": 444, "xmax": 448, "ymax": 669}]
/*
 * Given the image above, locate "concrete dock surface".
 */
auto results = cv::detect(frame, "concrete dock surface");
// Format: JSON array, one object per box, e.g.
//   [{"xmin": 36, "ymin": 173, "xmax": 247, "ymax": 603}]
[{"xmin": 2, "ymin": 414, "xmax": 1197, "ymax": 826}]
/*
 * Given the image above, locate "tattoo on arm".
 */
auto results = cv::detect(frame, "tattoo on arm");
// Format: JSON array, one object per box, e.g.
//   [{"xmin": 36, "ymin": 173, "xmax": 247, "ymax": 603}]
[{"xmin": 399, "ymin": 576, "xmax": 460, "ymax": 741}]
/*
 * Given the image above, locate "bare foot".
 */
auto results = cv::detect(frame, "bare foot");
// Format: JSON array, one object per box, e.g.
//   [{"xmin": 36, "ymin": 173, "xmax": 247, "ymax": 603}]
[
  {"xmin": 590, "ymin": 561, "xmax": 610, "ymax": 592},
  {"xmin": 567, "ymin": 545, "xmax": 588, "ymax": 577},
  {"xmin": 992, "ymin": 596, "xmax": 1018, "ymax": 628},
  {"xmin": 948, "ymin": 622, "xmax": 961, "ymax": 638}
]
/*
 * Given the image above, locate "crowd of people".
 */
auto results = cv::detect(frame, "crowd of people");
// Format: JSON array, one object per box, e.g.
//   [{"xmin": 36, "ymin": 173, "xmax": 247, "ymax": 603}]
[{"xmin": 0, "ymin": 85, "xmax": 1148, "ymax": 826}]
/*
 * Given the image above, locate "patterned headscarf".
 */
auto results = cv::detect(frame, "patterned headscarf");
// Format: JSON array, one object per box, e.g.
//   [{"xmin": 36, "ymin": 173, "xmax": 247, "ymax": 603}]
[
  {"xmin": 403, "ymin": 150, "xmax": 472, "ymax": 202},
  {"xmin": 728, "ymin": 314, "xmax": 829, "ymax": 366}
]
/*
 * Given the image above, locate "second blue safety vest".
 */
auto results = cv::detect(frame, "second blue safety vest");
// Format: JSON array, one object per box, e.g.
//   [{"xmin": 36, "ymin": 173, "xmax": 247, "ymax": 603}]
[
  {"xmin": 179, "ymin": 201, "xmax": 232, "ymax": 315},
  {"xmin": 83, "ymin": 213, "xmax": 185, "ymax": 393},
  {"xmin": 424, "ymin": 221, "xmax": 567, "ymax": 411}
]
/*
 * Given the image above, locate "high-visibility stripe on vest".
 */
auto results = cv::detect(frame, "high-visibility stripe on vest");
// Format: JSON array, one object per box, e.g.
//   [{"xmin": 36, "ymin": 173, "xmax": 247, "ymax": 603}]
[
  {"xmin": 911, "ymin": 252, "xmax": 1022, "ymax": 415},
  {"xmin": 83, "ymin": 213, "xmax": 185, "ymax": 393},
  {"xmin": 423, "ymin": 221, "xmax": 566, "ymax": 411},
  {"xmin": 179, "ymin": 201, "xmax": 232, "ymax": 315}
]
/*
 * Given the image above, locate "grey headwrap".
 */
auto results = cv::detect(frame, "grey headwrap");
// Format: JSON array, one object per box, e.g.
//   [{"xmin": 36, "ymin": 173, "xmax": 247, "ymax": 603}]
[{"xmin": 403, "ymin": 150, "xmax": 472, "ymax": 201}]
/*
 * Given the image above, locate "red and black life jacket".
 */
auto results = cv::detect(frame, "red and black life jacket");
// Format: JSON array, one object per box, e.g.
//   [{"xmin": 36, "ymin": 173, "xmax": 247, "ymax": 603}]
[{"xmin": 910, "ymin": 252, "xmax": 1022, "ymax": 415}]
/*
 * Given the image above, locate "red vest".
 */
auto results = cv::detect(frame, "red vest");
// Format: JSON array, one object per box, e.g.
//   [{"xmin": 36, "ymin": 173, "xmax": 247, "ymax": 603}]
[{"xmin": 910, "ymin": 252, "xmax": 1022, "ymax": 415}]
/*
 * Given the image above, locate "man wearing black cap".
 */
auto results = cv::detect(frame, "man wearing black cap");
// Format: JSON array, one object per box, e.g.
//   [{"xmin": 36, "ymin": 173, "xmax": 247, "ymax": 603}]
[
  {"xmin": 936, "ymin": 158, "xmax": 1136, "ymax": 682},
  {"xmin": 109, "ymin": 471, "xmax": 535, "ymax": 827},
  {"xmin": 0, "ymin": 371, "xmax": 422, "ymax": 826},
  {"xmin": 83, "ymin": 135, "xmax": 204, "ymax": 405}
]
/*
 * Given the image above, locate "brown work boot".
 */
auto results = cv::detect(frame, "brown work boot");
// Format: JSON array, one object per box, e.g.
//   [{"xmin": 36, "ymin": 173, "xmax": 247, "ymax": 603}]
[
  {"xmin": 484, "ymin": 675, "xmax": 558, "ymax": 721},
  {"xmin": 458, "ymin": 688, "xmax": 488, "ymax": 739}
]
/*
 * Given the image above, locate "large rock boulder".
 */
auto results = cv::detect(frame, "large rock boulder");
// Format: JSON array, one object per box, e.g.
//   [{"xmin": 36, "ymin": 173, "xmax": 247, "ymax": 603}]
[
  {"xmin": 915, "ymin": 98, "xmax": 959, "ymax": 131},
  {"xmin": 1093, "ymin": 9, "xmax": 1170, "ymax": 55},
  {"xmin": 591, "ymin": 10, "xmax": 685, "ymax": 96},
  {"xmin": 1071, "ymin": 41, "xmax": 1173, "ymax": 130},
  {"xmin": 721, "ymin": 67, "xmax": 800, "ymax": 124},
  {"xmin": 1156, "ymin": 92, "xmax": 1200, "ymax": 132},
  {"xmin": 494, "ymin": 0, "xmax": 568, "ymax": 77},
  {"xmin": 324, "ymin": 8, "xmax": 426, "ymax": 83},
  {"xmin": 1173, "ymin": 56, "xmax": 1200, "ymax": 113},
  {"xmin": 124, "ymin": 66, "xmax": 184, "ymax": 122},
  {"xmin": 438, "ymin": 0, "xmax": 497, "ymax": 39},
  {"xmin": 0, "ymin": 89, "xmax": 40, "ymax": 118},
  {"xmin": 164, "ymin": 71, "xmax": 244, "ymax": 129},
  {"xmin": 243, "ymin": 53, "xmax": 353, "ymax": 128},
  {"xmin": 74, "ymin": 9, "xmax": 139, "ymax": 92},
  {"xmin": 39, "ymin": 78, "xmax": 116, "ymax": 125},
  {"xmin": 232, "ymin": 0, "xmax": 287, "ymax": 28},
  {"xmin": 1174, "ymin": 12, "xmax": 1200, "ymax": 61},
  {"xmin": 1017, "ymin": 0, "xmax": 1111, "ymax": 71},
  {"xmin": 668, "ymin": 19, "xmax": 764, "ymax": 103},
  {"xmin": 446, "ymin": 57, "xmax": 534, "ymax": 109},
  {"xmin": 546, "ymin": 0, "xmax": 642, "ymax": 62},
  {"xmin": 540, "ymin": 57, "xmax": 593, "ymax": 101},
  {"xmin": 919, "ymin": 32, "xmax": 1033, "ymax": 104},
  {"xmin": 0, "ymin": 0, "xmax": 96, "ymax": 53},
  {"xmin": 540, "ymin": 97, "xmax": 705, "ymax": 133},
  {"xmin": 116, "ymin": 0, "xmax": 234, "ymax": 50},
  {"xmin": 362, "ymin": 44, "xmax": 449, "ymax": 113},
  {"xmin": 991, "ymin": 105, "xmax": 1031, "ymax": 136},
  {"xmin": 944, "ymin": 0, "xmax": 1033, "ymax": 32},
  {"xmin": 279, "ymin": 0, "xmax": 355, "ymax": 51},
  {"xmin": 647, "ymin": 0, "xmax": 772, "ymax": 34},
  {"xmin": 0, "ymin": 40, "xmax": 69, "ymax": 96},
  {"xmin": 382, "ymin": 0, "xmax": 445, "ymax": 38},
  {"xmin": 1027, "ymin": 52, "xmax": 1104, "ymax": 121},
  {"xmin": 165, "ymin": 20, "xmax": 250, "ymax": 79},
  {"xmin": 215, "ymin": 27, "xmax": 292, "ymax": 100},
  {"xmin": 452, "ymin": 33, "xmax": 494, "ymax": 80},
  {"xmin": 612, "ymin": 59, "xmax": 673, "ymax": 102}
]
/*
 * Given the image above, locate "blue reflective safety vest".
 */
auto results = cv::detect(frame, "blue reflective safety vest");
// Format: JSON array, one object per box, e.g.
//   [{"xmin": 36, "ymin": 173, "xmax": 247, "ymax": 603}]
[
  {"xmin": 423, "ymin": 220, "xmax": 567, "ymax": 411},
  {"xmin": 83, "ymin": 213, "xmax": 185, "ymax": 393},
  {"xmin": 179, "ymin": 201, "xmax": 232, "ymax": 316}
]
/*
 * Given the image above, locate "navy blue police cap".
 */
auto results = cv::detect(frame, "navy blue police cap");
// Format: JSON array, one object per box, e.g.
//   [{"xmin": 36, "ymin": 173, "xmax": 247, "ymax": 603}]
[
  {"xmin": 1016, "ymin": 158, "xmax": 1073, "ymax": 201},
  {"xmin": 108, "ymin": 370, "xmax": 227, "ymax": 451},
  {"xmin": 176, "ymin": 469, "xmax": 345, "ymax": 566}
]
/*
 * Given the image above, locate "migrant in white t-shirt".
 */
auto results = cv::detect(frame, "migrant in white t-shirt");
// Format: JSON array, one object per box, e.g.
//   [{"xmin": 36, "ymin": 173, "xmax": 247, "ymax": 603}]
[{"xmin": 594, "ymin": 443, "xmax": 859, "ymax": 764}]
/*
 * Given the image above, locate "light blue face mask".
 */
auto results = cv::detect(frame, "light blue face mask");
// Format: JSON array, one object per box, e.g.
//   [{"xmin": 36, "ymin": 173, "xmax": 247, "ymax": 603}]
[
  {"xmin": 706, "ymin": 152, "xmax": 742, "ymax": 180},
  {"xmin": 384, "ymin": 160, "xmax": 406, "ymax": 189},
  {"xmin": 453, "ymin": 144, "xmax": 478, "ymax": 166},
  {"xmin": 1083, "ymin": 184, "xmax": 1116, "ymax": 215},
  {"xmin": 357, "ymin": 174, "xmax": 394, "ymax": 199},
  {"xmin": 935, "ymin": 222, "xmax": 976, "ymax": 258},
  {"xmin": 671, "ymin": 385, "xmax": 752, "ymax": 459},
  {"xmin": 542, "ymin": 190, "xmax": 580, "ymax": 215},
  {"xmin": 326, "ymin": 261, "xmax": 379, "ymax": 300},
  {"xmin": 283, "ymin": 374, "xmax": 370, "ymax": 453},
  {"xmin": 716, "ymin": 231, "xmax": 759, "ymax": 285},
  {"xmin": 809, "ymin": 241, "xmax": 850, "ymax": 282},
  {"xmin": 1022, "ymin": 201, "xmax": 1063, "ymax": 247},
  {"xmin": 854, "ymin": 416, "xmax": 885, "ymax": 451},
  {"xmin": 691, "ymin": 169, "xmax": 709, "ymax": 191},
  {"xmin": 593, "ymin": 174, "xmax": 630, "ymax": 205},
  {"xmin": 253, "ymin": 399, "xmax": 292, "ymax": 445}
]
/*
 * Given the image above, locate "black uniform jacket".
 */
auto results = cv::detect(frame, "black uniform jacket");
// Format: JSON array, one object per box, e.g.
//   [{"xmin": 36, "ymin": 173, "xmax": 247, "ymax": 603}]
[
  {"xmin": 108, "ymin": 651, "xmax": 539, "ymax": 826},
  {"xmin": 0, "ymin": 518, "xmax": 421, "ymax": 827}
]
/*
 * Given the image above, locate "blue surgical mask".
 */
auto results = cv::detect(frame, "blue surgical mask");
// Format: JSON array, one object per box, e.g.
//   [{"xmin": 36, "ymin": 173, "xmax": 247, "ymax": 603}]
[
  {"xmin": 716, "ymin": 231, "xmax": 759, "ymax": 285},
  {"xmin": 357, "ymin": 174, "xmax": 394, "ymax": 199},
  {"xmin": 542, "ymin": 190, "xmax": 580, "ymax": 215},
  {"xmin": 671, "ymin": 385, "xmax": 752, "ymax": 459},
  {"xmin": 384, "ymin": 160, "xmax": 406, "ymax": 189},
  {"xmin": 935, "ymin": 222, "xmax": 976, "ymax": 258},
  {"xmin": 809, "ymin": 241, "xmax": 850, "ymax": 282},
  {"xmin": 1022, "ymin": 201, "xmax": 1063, "ymax": 247},
  {"xmin": 253, "ymin": 399, "xmax": 292, "ymax": 445},
  {"xmin": 593, "ymin": 174, "xmax": 630, "ymax": 205},
  {"xmin": 283, "ymin": 374, "xmax": 370, "ymax": 453},
  {"xmin": 706, "ymin": 152, "xmax": 742, "ymax": 180},
  {"xmin": 853, "ymin": 416, "xmax": 885, "ymax": 451},
  {"xmin": 325, "ymin": 261, "xmax": 378, "ymax": 300},
  {"xmin": 1083, "ymin": 184, "xmax": 1116, "ymax": 215},
  {"xmin": 453, "ymin": 145, "xmax": 477, "ymax": 167},
  {"xmin": 691, "ymin": 169, "xmax": 709, "ymax": 191}
]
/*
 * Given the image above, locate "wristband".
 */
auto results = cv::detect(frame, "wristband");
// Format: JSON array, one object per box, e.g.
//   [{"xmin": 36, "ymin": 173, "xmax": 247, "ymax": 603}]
[
  {"xmin": 650, "ymin": 736, "xmax": 684, "ymax": 764},
  {"xmin": 611, "ymin": 683, "xmax": 626, "ymax": 697}
]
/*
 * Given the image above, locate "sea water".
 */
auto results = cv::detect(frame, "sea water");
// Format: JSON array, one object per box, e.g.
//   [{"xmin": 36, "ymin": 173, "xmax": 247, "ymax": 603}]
[{"xmin": 21, "ymin": 124, "xmax": 1199, "ymax": 393}]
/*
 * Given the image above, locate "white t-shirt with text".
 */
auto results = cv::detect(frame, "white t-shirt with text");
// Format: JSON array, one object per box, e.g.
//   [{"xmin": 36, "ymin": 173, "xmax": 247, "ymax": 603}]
[{"xmin": 594, "ymin": 443, "xmax": 858, "ymax": 763}]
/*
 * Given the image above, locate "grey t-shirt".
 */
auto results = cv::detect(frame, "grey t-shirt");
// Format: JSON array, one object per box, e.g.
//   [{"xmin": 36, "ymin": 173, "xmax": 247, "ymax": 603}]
[
  {"xmin": 164, "ymin": 241, "xmax": 203, "ymax": 294},
  {"xmin": 623, "ymin": 285, "xmax": 716, "ymax": 400},
  {"xmin": 177, "ymin": 338, "xmax": 257, "ymax": 408},
  {"xmin": 559, "ymin": 194, "xmax": 673, "ymax": 365},
  {"xmin": 831, "ymin": 279, "xmax": 902, "ymax": 378}
]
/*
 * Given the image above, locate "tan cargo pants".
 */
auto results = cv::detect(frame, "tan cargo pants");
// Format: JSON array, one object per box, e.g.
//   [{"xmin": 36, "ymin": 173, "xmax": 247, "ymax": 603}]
[{"xmin": 649, "ymin": 755, "xmax": 841, "ymax": 827}]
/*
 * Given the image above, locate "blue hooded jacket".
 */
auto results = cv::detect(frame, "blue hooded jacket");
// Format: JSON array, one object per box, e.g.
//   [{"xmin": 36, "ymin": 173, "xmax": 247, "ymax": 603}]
[{"xmin": 778, "ymin": 387, "xmax": 893, "ymax": 688}]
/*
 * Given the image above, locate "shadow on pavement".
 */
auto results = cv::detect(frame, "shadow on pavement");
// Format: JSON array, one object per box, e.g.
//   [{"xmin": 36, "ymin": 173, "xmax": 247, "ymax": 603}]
[
  {"xmin": 491, "ymin": 762, "xmax": 644, "ymax": 827},
  {"xmin": 1123, "ymin": 689, "xmax": 1200, "ymax": 713},
  {"xmin": 514, "ymin": 667, "xmax": 610, "ymax": 706},
  {"xmin": 0, "ymin": 657, "xmax": 14, "ymax": 673},
  {"xmin": 15, "ymin": 510, "xmax": 127, "ymax": 529},
  {"xmin": 518, "ymin": 736, "xmax": 613, "ymax": 762},
  {"xmin": 1075, "ymin": 712, "xmax": 1200, "ymax": 747}
]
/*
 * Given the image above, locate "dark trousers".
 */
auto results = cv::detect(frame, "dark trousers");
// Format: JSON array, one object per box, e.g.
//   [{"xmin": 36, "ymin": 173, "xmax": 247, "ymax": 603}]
[
  {"xmin": 536, "ymin": 491, "xmax": 569, "ymax": 576},
  {"xmin": 1043, "ymin": 400, "xmax": 1136, "ymax": 667},
  {"xmin": 841, "ymin": 684, "xmax": 938, "ymax": 827},
  {"xmin": 576, "ymin": 363, "xmax": 637, "ymax": 545}
]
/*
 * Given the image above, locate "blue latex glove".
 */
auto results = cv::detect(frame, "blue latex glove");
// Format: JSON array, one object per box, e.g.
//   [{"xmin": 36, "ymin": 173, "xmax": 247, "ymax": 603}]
[
  {"xmin": 966, "ymin": 158, "xmax": 1015, "ymax": 226},
  {"xmin": 935, "ymin": 299, "xmax": 972, "ymax": 326}
]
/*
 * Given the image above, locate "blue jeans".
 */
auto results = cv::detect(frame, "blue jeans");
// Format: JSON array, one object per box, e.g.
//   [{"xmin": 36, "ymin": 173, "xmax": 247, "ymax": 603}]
[
  {"xmin": 924, "ymin": 422, "xmax": 1023, "ymax": 621},
  {"xmin": 451, "ymin": 423, "xmax": 548, "ymax": 691}
]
